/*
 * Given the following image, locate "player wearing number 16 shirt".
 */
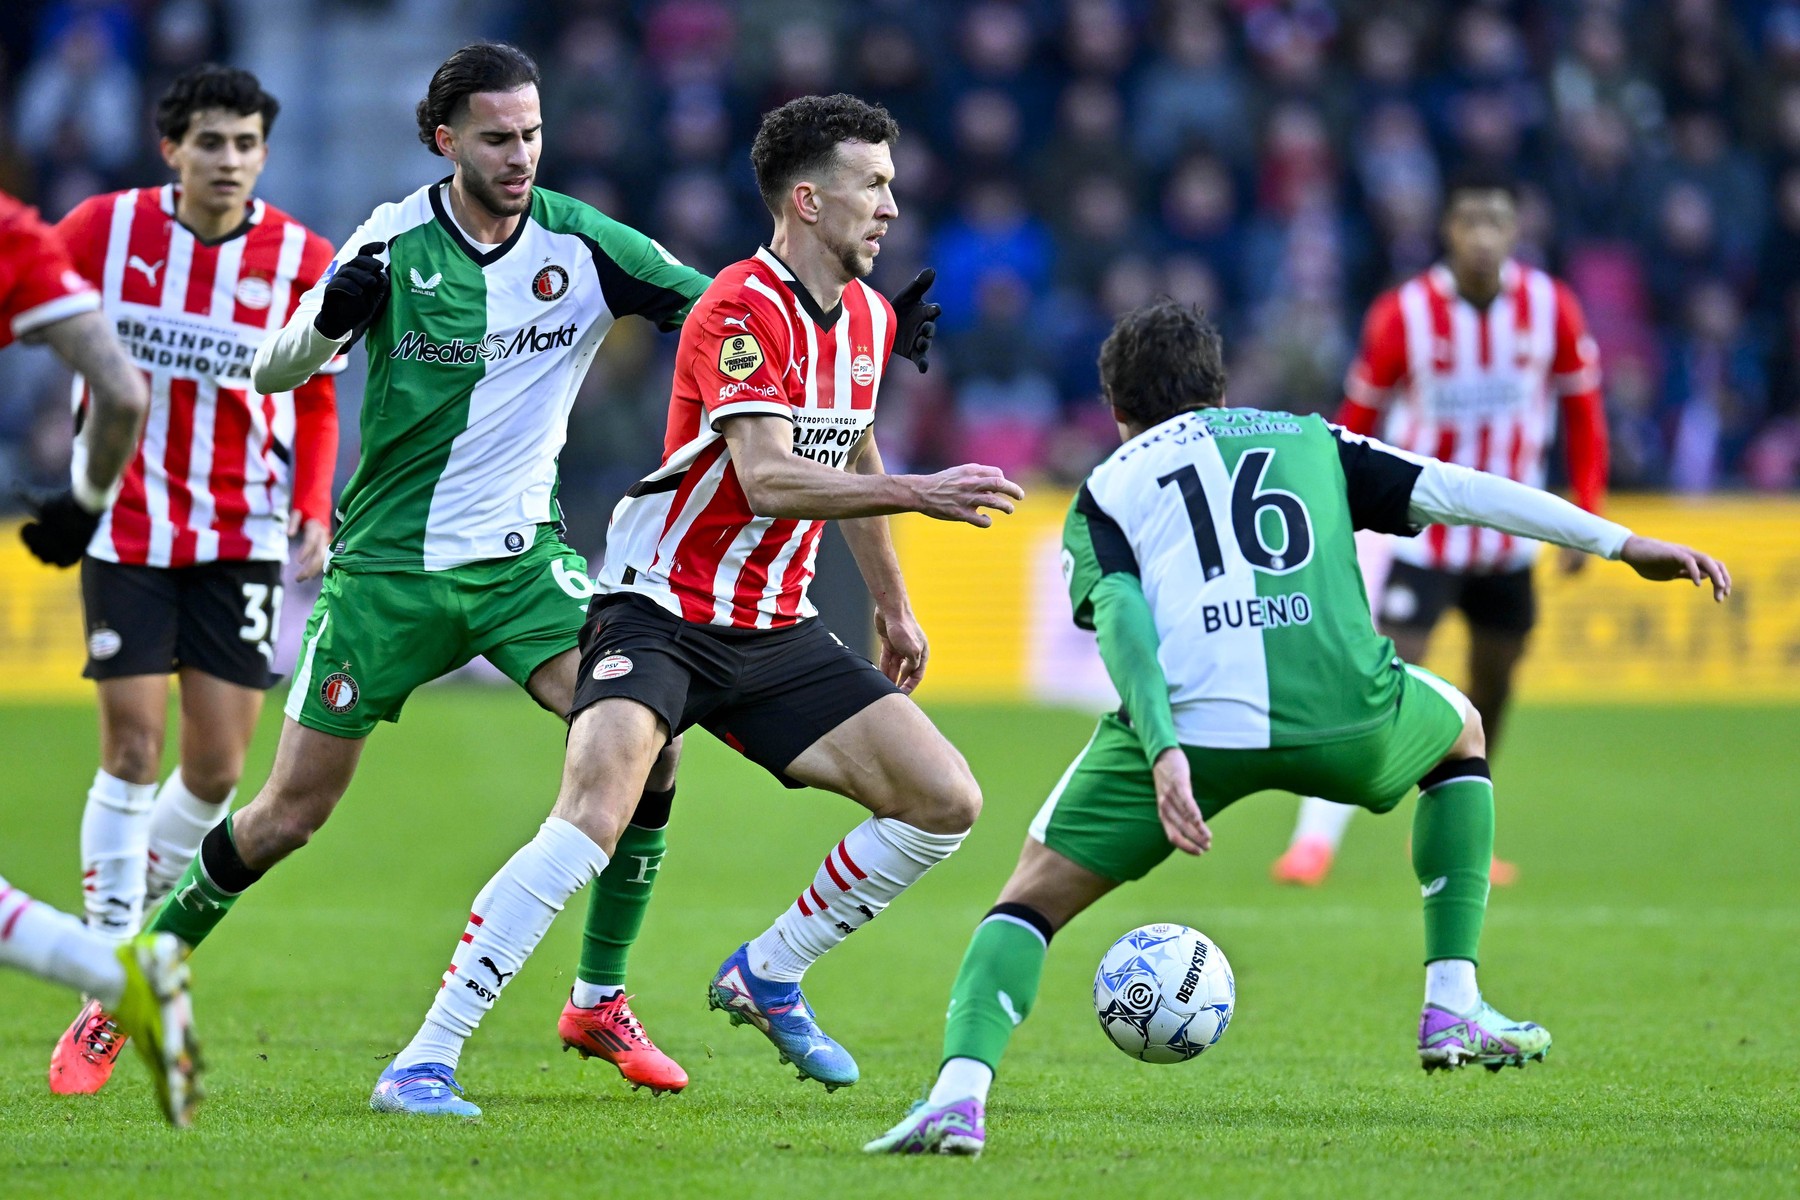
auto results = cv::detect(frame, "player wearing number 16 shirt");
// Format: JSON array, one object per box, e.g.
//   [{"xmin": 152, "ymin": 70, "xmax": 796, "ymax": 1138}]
[{"xmin": 869, "ymin": 301, "xmax": 1729, "ymax": 1157}]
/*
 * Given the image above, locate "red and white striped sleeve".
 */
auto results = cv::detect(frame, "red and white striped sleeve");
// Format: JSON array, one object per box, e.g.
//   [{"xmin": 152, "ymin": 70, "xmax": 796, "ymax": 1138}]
[
  {"xmin": 1551, "ymin": 281, "xmax": 1607, "ymax": 513},
  {"xmin": 0, "ymin": 193, "xmax": 100, "ymax": 348},
  {"xmin": 693, "ymin": 285, "xmax": 793, "ymax": 427},
  {"xmin": 1337, "ymin": 289, "xmax": 1408, "ymax": 433}
]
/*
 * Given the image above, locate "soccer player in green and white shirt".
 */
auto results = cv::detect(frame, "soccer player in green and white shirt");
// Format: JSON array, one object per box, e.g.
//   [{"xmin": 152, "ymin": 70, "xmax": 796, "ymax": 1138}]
[
  {"xmin": 868, "ymin": 301, "xmax": 1732, "ymax": 1157},
  {"xmin": 139, "ymin": 43, "xmax": 709, "ymax": 1100}
]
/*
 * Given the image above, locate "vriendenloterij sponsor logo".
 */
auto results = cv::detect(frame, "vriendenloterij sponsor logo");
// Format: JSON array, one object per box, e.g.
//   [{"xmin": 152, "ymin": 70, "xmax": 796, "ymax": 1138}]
[{"xmin": 390, "ymin": 322, "xmax": 579, "ymax": 365}]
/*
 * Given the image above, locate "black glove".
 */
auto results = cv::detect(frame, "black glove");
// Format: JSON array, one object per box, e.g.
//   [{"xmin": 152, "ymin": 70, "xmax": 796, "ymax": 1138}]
[
  {"xmin": 314, "ymin": 242, "xmax": 390, "ymax": 340},
  {"xmin": 19, "ymin": 488, "xmax": 101, "ymax": 568},
  {"xmin": 889, "ymin": 267, "xmax": 942, "ymax": 373}
]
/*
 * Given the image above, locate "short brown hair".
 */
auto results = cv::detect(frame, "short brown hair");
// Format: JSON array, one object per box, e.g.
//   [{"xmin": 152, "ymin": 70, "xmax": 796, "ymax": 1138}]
[
  {"xmin": 750, "ymin": 94, "xmax": 899, "ymax": 216},
  {"xmin": 1098, "ymin": 301, "xmax": 1228, "ymax": 427}
]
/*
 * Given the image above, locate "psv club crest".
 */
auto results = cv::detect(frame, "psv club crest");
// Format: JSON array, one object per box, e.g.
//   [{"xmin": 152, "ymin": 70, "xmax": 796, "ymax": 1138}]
[
  {"xmin": 533, "ymin": 264, "xmax": 569, "ymax": 301},
  {"xmin": 319, "ymin": 670, "xmax": 359, "ymax": 714}
]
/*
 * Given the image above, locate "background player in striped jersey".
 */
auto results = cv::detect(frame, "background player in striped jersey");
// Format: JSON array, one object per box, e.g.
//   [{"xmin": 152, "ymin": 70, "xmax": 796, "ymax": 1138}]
[
  {"xmin": 133, "ymin": 43, "xmax": 708, "ymax": 1108},
  {"xmin": 30, "ymin": 66, "xmax": 345, "ymax": 1094},
  {"xmin": 869, "ymin": 302, "xmax": 1726, "ymax": 1157},
  {"xmin": 1273, "ymin": 168, "xmax": 1609, "ymax": 887},
  {"xmin": 2, "ymin": 185, "xmax": 197, "ymax": 1126},
  {"xmin": 382, "ymin": 94, "xmax": 1020, "ymax": 1111}
]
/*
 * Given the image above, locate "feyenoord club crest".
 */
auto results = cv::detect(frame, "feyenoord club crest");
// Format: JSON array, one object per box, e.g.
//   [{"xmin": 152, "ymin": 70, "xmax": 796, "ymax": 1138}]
[
  {"xmin": 533, "ymin": 264, "xmax": 569, "ymax": 301},
  {"xmin": 319, "ymin": 671, "xmax": 359, "ymax": 713}
]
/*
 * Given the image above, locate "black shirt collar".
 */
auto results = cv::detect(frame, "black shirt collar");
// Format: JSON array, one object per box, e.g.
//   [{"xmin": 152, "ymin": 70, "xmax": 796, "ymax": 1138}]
[
  {"xmin": 431, "ymin": 178, "xmax": 531, "ymax": 266},
  {"xmin": 756, "ymin": 245, "xmax": 843, "ymax": 330}
]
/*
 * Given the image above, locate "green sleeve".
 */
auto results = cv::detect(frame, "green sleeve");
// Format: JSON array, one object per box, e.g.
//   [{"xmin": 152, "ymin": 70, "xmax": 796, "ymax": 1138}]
[
  {"xmin": 582, "ymin": 214, "xmax": 712, "ymax": 331},
  {"xmin": 1091, "ymin": 573, "xmax": 1180, "ymax": 765},
  {"xmin": 1062, "ymin": 483, "xmax": 1138, "ymax": 630}
]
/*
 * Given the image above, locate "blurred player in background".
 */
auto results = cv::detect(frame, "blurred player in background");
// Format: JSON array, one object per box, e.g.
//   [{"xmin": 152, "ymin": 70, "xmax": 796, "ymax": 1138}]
[
  {"xmin": 134, "ymin": 42, "xmax": 711, "ymax": 1105},
  {"xmin": 1272, "ymin": 168, "xmax": 1609, "ymax": 887},
  {"xmin": 869, "ymin": 302, "xmax": 1723, "ymax": 1157},
  {"xmin": 33, "ymin": 65, "xmax": 343, "ymax": 1097},
  {"xmin": 375, "ymin": 93, "xmax": 1017, "ymax": 1116},
  {"xmin": 2, "ymin": 185, "xmax": 198, "ymax": 1126}
]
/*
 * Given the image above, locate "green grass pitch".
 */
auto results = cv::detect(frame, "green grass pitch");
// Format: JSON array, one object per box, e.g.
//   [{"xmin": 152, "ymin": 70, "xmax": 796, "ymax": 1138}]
[{"xmin": 1, "ymin": 693, "xmax": 1795, "ymax": 1198}]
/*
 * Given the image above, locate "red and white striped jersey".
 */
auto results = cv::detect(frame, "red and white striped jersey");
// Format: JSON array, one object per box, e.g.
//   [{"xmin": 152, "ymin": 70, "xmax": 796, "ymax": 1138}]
[
  {"xmin": 1339, "ymin": 260, "xmax": 1608, "ymax": 573},
  {"xmin": 55, "ymin": 186, "xmax": 343, "ymax": 567},
  {"xmin": 599, "ymin": 246, "xmax": 895, "ymax": 628},
  {"xmin": 0, "ymin": 189, "xmax": 100, "ymax": 348}
]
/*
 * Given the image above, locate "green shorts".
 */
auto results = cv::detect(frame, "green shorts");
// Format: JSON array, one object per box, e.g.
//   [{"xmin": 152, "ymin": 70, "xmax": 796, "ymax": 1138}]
[
  {"xmin": 284, "ymin": 531, "xmax": 593, "ymax": 738},
  {"xmin": 1029, "ymin": 663, "xmax": 1469, "ymax": 883}
]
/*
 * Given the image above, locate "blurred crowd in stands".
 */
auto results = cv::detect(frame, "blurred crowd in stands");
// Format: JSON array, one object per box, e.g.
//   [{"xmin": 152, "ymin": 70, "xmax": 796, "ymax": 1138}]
[{"xmin": 5, "ymin": 0, "xmax": 1800, "ymax": 521}]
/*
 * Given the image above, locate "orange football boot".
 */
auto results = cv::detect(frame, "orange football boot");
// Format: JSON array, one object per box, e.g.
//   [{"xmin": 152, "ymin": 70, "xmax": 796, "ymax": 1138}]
[
  {"xmin": 558, "ymin": 991, "xmax": 687, "ymax": 1094},
  {"xmin": 49, "ymin": 999, "xmax": 128, "ymax": 1094},
  {"xmin": 1270, "ymin": 836, "xmax": 1336, "ymax": 886}
]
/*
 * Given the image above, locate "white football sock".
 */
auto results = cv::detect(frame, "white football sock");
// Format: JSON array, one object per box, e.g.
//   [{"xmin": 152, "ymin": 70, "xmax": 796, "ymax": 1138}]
[
  {"xmin": 928, "ymin": 1056, "xmax": 994, "ymax": 1106},
  {"xmin": 745, "ymin": 817, "xmax": 966, "ymax": 984},
  {"xmin": 395, "ymin": 818, "xmax": 607, "ymax": 1071},
  {"xmin": 1291, "ymin": 796, "xmax": 1356, "ymax": 850},
  {"xmin": 81, "ymin": 770, "xmax": 157, "ymax": 939},
  {"xmin": 1425, "ymin": 959, "xmax": 1480, "ymax": 1013},
  {"xmin": 570, "ymin": 980, "xmax": 624, "ymax": 1008},
  {"xmin": 144, "ymin": 770, "xmax": 233, "ymax": 907},
  {"xmin": 0, "ymin": 877, "xmax": 126, "ymax": 1006}
]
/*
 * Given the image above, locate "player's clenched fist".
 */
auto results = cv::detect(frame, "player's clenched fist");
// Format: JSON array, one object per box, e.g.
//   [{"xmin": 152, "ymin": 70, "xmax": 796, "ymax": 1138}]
[
  {"xmin": 314, "ymin": 242, "xmax": 390, "ymax": 340},
  {"xmin": 909, "ymin": 463, "xmax": 1024, "ymax": 527}
]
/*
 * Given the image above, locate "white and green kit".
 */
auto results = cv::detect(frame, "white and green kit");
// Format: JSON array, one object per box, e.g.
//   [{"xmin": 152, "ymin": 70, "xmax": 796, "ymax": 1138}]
[
  {"xmin": 1040, "ymin": 406, "xmax": 1632, "ymax": 881},
  {"xmin": 252, "ymin": 180, "xmax": 709, "ymax": 735}
]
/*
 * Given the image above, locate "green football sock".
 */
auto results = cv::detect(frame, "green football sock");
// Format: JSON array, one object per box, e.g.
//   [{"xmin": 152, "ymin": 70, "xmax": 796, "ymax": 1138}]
[
  {"xmin": 1412, "ymin": 758, "xmax": 1494, "ymax": 965},
  {"xmin": 146, "ymin": 815, "xmax": 263, "ymax": 949},
  {"xmin": 942, "ymin": 906, "xmax": 1053, "ymax": 1072},
  {"xmin": 576, "ymin": 788, "xmax": 672, "ymax": 988}
]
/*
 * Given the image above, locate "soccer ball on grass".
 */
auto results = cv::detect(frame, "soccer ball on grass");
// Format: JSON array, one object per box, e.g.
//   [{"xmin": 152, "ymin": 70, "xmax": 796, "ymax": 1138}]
[{"xmin": 1093, "ymin": 923, "xmax": 1235, "ymax": 1063}]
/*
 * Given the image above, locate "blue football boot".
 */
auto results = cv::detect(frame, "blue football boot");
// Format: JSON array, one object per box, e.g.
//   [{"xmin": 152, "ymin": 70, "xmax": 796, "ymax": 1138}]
[
  {"xmin": 369, "ymin": 1060, "xmax": 481, "ymax": 1117},
  {"xmin": 706, "ymin": 943, "xmax": 858, "ymax": 1091}
]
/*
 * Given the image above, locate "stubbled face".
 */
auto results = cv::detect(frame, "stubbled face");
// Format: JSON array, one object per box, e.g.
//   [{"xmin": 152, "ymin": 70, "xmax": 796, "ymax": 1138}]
[
  {"xmin": 162, "ymin": 109, "xmax": 267, "ymax": 222},
  {"xmin": 813, "ymin": 140, "xmax": 897, "ymax": 281},
  {"xmin": 440, "ymin": 84, "xmax": 542, "ymax": 219},
  {"xmin": 1442, "ymin": 189, "xmax": 1517, "ymax": 282}
]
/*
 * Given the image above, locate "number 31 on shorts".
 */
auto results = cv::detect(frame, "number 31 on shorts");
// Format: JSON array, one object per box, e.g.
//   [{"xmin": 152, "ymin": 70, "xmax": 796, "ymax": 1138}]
[{"xmin": 239, "ymin": 582, "xmax": 284, "ymax": 665}]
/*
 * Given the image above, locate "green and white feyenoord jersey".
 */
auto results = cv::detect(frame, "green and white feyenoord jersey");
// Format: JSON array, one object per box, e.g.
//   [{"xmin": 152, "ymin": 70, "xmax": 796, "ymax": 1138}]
[
  {"xmin": 304, "ymin": 180, "xmax": 708, "ymax": 572},
  {"xmin": 1063, "ymin": 408, "xmax": 1409, "ymax": 749}
]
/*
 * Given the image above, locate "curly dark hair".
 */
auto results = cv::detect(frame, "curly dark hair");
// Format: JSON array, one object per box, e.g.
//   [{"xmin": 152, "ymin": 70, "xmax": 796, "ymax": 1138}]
[
  {"xmin": 1443, "ymin": 162, "xmax": 1519, "ymax": 207},
  {"xmin": 750, "ymin": 94, "xmax": 900, "ymax": 216},
  {"xmin": 154, "ymin": 65, "xmax": 280, "ymax": 143},
  {"xmin": 416, "ymin": 42, "xmax": 539, "ymax": 155},
  {"xmin": 1098, "ymin": 301, "xmax": 1228, "ymax": 428}
]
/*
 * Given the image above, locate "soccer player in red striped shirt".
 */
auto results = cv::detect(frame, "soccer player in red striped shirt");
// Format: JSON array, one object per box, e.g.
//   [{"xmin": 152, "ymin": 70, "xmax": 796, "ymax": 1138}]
[
  {"xmin": 382, "ymin": 95, "xmax": 1022, "ymax": 1107},
  {"xmin": 31, "ymin": 66, "xmax": 342, "ymax": 1094},
  {"xmin": 2, "ymin": 187, "xmax": 200, "ymax": 1126},
  {"xmin": 1273, "ymin": 167, "xmax": 1609, "ymax": 887}
]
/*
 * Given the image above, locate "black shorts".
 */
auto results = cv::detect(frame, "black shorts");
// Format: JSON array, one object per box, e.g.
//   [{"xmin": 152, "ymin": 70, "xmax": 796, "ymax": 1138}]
[
  {"xmin": 80, "ymin": 558, "xmax": 285, "ymax": 689},
  {"xmin": 570, "ymin": 594, "xmax": 901, "ymax": 788},
  {"xmin": 1377, "ymin": 561, "xmax": 1536, "ymax": 637}
]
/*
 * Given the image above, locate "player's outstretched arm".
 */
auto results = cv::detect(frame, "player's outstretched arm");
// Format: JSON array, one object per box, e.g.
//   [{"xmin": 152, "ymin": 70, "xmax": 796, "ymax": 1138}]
[{"xmin": 721, "ymin": 414, "xmax": 1023, "ymax": 526}]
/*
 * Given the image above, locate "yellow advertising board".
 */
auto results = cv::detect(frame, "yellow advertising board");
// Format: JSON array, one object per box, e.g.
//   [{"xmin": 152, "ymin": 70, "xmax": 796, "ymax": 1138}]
[
  {"xmin": 0, "ymin": 520, "xmax": 88, "ymax": 699},
  {"xmin": 892, "ymin": 495, "xmax": 1800, "ymax": 706},
  {"xmin": 2, "ymin": 499, "xmax": 1796, "ymax": 704}
]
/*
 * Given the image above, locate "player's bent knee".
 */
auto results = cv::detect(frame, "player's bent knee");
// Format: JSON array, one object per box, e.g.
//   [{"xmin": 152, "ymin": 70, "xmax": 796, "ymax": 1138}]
[
  {"xmin": 909, "ymin": 763, "xmax": 983, "ymax": 835},
  {"xmin": 179, "ymin": 759, "xmax": 244, "ymax": 803},
  {"xmin": 1448, "ymin": 704, "xmax": 1487, "ymax": 760},
  {"xmin": 102, "ymin": 728, "xmax": 163, "ymax": 784}
]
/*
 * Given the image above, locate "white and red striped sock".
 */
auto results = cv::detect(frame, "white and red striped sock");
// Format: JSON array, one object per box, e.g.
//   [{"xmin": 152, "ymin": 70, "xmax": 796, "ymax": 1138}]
[
  {"xmin": 395, "ymin": 818, "xmax": 607, "ymax": 1071},
  {"xmin": 0, "ymin": 877, "xmax": 125, "ymax": 1006},
  {"xmin": 81, "ymin": 770, "xmax": 157, "ymax": 940},
  {"xmin": 745, "ymin": 817, "xmax": 966, "ymax": 984}
]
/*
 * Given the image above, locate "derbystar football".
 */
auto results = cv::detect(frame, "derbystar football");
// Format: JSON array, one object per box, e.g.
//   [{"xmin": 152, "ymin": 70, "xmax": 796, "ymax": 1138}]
[{"xmin": 1093, "ymin": 923, "xmax": 1235, "ymax": 1063}]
